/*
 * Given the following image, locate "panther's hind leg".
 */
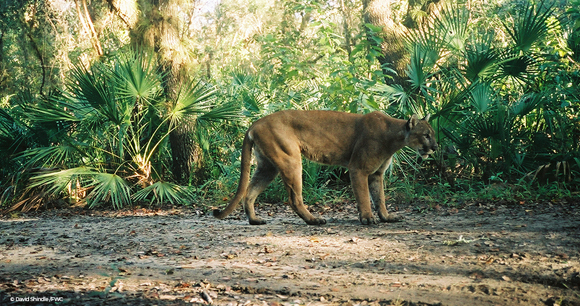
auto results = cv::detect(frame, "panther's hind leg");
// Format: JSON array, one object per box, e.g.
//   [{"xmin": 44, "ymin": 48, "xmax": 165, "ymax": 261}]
[
  {"xmin": 244, "ymin": 151, "xmax": 279, "ymax": 225},
  {"xmin": 278, "ymin": 158, "xmax": 326, "ymax": 225}
]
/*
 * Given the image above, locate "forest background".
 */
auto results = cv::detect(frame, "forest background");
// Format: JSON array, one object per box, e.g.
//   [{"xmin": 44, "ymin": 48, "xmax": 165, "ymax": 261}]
[{"xmin": 0, "ymin": 0, "xmax": 579, "ymax": 212}]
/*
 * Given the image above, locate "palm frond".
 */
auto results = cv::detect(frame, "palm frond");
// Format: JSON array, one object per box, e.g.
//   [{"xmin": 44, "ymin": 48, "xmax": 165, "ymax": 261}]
[
  {"xmin": 434, "ymin": 5, "xmax": 470, "ymax": 52},
  {"xmin": 113, "ymin": 50, "xmax": 162, "ymax": 105},
  {"xmin": 510, "ymin": 93, "xmax": 544, "ymax": 117},
  {"xmin": 0, "ymin": 107, "xmax": 27, "ymax": 155},
  {"xmin": 86, "ymin": 173, "xmax": 132, "ymax": 209},
  {"xmin": 20, "ymin": 143, "xmax": 86, "ymax": 169},
  {"xmin": 68, "ymin": 64, "xmax": 129, "ymax": 127},
  {"xmin": 25, "ymin": 94, "xmax": 81, "ymax": 138},
  {"xmin": 495, "ymin": 50, "xmax": 539, "ymax": 85},
  {"xmin": 463, "ymin": 32, "xmax": 498, "ymax": 81},
  {"xmin": 198, "ymin": 102, "xmax": 242, "ymax": 122},
  {"xmin": 29, "ymin": 167, "xmax": 95, "ymax": 197},
  {"xmin": 502, "ymin": 0, "xmax": 554, "ymax": 52},
  {"xmin": 469, "ymin": 82, "xmax": 495, "ymax": 114},
  {"xmin": 30, "ymin": 167, "xmax": 132, "ymax": 209},
  {"xmin": 466, "ymin": 113, "xmax": 501, "ymax": 139},
  {"xmin": 0, "ymin": 107, "xmax": 15, "ymax": 130},
  {"xmin": 406, "ymin": 44, "xmax": 439, "ymax": 93},
  {"xmin": 133, "ymin": 181, "xmax": 193, "ymax": 205},
  {"xmin": 167, "ymin": 80, "xmax": 217, "ymax": 126},
  {"xmin": 371, "ymin": 83, "xmax": 412, "ymax": 114}
]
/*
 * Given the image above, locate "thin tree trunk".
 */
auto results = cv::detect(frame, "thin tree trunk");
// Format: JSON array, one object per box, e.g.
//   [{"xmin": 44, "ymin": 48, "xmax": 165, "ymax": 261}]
[
  {"xmin": 25, "ymin": 31, "xmax": 46, "ymax": 96},
  {"xmin": 339, "ymin": 0, "xmax": 352, "ymax": 57},
  {"xmin": 362, "ymin": 0, "xmax": 408, "ymax": 86},
  {"xmin": 21, "ymin": 2, "xmax": 46, "ymax": 97},
  {"xmin": 0, "ymin": 30, "xmax": 5, "ymax": 90},
  {"xmin": 75, "ymin": 0, "xmax": 103, "ymax": 57},
  {"xmin": 105, "ymin": 0, "xmax": 133, "ymax": 29}
]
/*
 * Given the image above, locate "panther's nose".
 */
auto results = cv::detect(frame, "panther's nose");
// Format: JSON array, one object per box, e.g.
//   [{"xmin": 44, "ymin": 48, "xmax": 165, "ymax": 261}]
[{"xmin": 433, "ymin": 143, "xmax": 438, "ymax": 151}]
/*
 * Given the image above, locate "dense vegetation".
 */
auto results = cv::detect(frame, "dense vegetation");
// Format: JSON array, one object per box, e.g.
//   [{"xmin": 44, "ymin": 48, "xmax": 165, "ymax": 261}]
[{"xmin": 0, "ymin": 0, "xmax": 579, "ymax": 211}]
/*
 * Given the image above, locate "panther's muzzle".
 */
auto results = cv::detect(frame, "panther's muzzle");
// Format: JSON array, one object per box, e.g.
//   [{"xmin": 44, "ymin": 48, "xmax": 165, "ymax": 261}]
[{"xmin": 418, "ymin": 143, "xmax": 438, "ymax": 159}]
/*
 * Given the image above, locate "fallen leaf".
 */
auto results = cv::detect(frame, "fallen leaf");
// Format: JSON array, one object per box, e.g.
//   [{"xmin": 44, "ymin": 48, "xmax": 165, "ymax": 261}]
[
  {"xmin": 470, "ymin": 272, "xmax": 484, "ymax": 279},
  {"xmin": 200, "ymin": 290, "xmax": 213, "ymax": 304},
  {"xmin": 221, "ymin": 253, "xmax": 236, "ymax": 259},
  {"xmin": 557, "ymin": 253, "xmax": 569, "ymax": 259},
  {"xmin": 348, "ymin": 237, "xmax": 359, "ymax": 243}
]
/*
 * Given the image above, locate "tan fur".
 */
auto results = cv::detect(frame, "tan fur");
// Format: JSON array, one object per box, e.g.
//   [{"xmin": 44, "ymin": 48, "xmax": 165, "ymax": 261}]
[{"xmin": 214, "ymin": 110, "xmax": 438, "ymax": 225}]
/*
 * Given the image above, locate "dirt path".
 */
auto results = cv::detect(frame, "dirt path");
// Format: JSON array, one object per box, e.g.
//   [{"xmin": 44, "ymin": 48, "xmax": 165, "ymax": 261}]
[{"xmin": 1, "ymin": 200, "xmax": 579, "ymax": 305}]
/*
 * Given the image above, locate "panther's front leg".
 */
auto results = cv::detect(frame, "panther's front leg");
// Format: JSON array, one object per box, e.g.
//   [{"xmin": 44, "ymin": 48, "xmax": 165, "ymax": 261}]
[
  {"xmin": 350, "ymin": 170, "xmax": 377, "ymax": 225},
  {"xmin": 369, "ymin": 158, "xmax": 402, "ymax": 223}
]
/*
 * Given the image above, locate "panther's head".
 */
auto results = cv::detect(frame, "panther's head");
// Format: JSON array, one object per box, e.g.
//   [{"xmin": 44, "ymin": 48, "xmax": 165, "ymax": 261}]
[{"xmin": 405, "ymin": 114, "xmax": 438, "ymax": 159}]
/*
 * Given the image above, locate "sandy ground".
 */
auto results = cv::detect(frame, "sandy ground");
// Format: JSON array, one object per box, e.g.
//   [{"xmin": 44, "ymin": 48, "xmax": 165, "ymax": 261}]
[{"xmin": 0, "ymin": 199, "xmax": 579, "ymax": 305}]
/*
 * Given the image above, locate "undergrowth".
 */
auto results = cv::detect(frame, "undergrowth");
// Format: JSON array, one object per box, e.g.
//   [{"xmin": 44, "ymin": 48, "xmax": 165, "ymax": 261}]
[{"xmin": 194, "ymin": 163, "xmax": 579, "ymax": 215}]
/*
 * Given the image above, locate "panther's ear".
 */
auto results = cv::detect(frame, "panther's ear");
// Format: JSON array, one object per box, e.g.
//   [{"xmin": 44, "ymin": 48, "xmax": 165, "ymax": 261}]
[
  {"xmin": 407, "ymin": 114, "xmax": 419, "ymax": 130},
  {"xmin": 423, "ymin": 114, "xmax": 431, "ymax": 122}
]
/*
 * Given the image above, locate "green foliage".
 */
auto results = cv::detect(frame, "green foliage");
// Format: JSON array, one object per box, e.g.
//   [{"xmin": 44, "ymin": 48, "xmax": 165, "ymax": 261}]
[
  {"xmin": 2, "ymin": 0, "xmax": 580, "ymax": 211},
  {"xmin": 374, "ymin": 1, "xmax": 580, "ymax": 185},
  {"xmin": 1, "ymin": 49, "xmax": 236, "ymax": 210},
  {"xmin": 133, "ymin": 181, "xmax": 195, "ymax": 206}
]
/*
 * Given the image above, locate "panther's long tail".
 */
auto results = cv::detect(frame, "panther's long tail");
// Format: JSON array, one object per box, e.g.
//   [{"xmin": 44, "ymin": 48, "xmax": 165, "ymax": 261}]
[{"xmin": 213, "ymin": 132, "xmax": 253, "ymax": 219}]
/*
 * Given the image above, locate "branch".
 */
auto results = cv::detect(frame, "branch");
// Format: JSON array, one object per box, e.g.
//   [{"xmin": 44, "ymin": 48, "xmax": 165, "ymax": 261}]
[
  {"xmin": 75, "ymin": 0, "xmax": 103, "ymax": 56},
  {"xmin": 25, "ymin": 31, "xmax": 46, "ymax": 97},
  {"xmin": 105, "ymin": 0, "xmax": 132, "ymax": 29}
]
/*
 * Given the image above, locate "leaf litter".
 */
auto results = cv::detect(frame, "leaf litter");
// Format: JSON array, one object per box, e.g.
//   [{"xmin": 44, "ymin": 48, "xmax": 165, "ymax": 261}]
[{"xmin": 0, "ymin": 201, "xmax": 579, "ymax": 305}]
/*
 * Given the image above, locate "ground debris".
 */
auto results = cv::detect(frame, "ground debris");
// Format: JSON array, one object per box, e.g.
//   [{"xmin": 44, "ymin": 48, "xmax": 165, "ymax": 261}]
[{"xmin": 1, "ymin": 201, "xmax": 579, "ymax": 305}]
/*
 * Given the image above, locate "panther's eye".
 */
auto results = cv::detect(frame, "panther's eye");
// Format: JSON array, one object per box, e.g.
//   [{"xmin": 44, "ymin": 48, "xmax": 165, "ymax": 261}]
[{"xmin": 425, "ymin": 134, "xmax": 430, "ymax": 139}]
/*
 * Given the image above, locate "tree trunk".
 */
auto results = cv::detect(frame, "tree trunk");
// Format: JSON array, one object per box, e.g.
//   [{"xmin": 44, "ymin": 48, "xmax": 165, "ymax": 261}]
[
  {"xmin": 362, "ymin": 0, "xmax": 443, "ymax": 86},
  {"xmin": 22, "ymin": 3, "xmax": 47, "ymax": 96},
  {"xmin": 168, "ymin": 119, "xmax": 198, "ymax": 184},
  {"xmin": 339, "ymin": 0, "xmax": 353, "ymax": 57},
  {"xmin": 362, "ymin": 0, "xmax": 408, "ymax": 86},
  {"xmin": 132, "ymin": 0, "xmax": 198, "ymax": 184},
  {"xmin": 161, "ymin": 58, "xmax": 198, "ymax": 184},
  {"xmin": 0, "ymin": 30, "xmax": 6, "ymax": 91},
  {"xmin": 74, "ymin": 0, "xmax": 103, "ymax": 57}
]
